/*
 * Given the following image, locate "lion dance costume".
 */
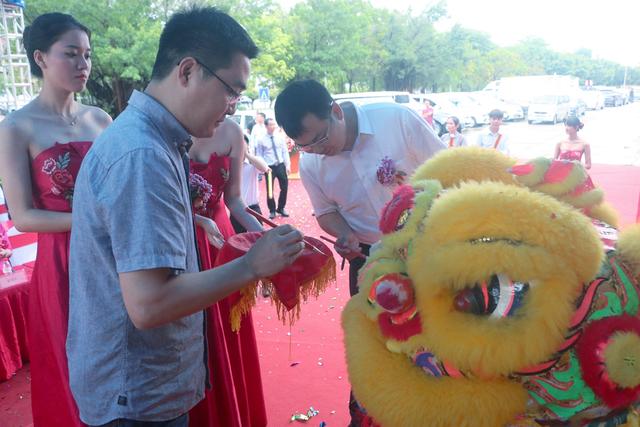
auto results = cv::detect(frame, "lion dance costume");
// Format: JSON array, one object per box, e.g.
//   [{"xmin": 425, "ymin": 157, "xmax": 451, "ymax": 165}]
[{"xmin": 342, "ymin": 147, "xmax": 640, "ymax": 426}]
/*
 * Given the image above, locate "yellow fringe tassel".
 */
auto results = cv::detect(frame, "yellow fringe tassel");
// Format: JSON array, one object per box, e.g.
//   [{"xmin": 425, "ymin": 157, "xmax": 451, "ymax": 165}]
[{"xmin": 229, "ymin": 256, "xmax": 337, "ymax": 332}]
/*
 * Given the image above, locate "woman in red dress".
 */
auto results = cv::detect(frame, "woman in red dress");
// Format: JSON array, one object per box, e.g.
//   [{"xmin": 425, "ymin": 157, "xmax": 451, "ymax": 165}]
[
  {"xmin": 0, "ymin": 14, "xmax": 111, "ymax": 427},
  {"xmin": 554, "ymin": 116, "xmax": 591, "ymax": 168},
  {"xmin": 188, "ymin": 113, "xmax": 267, "ymax": 427}
]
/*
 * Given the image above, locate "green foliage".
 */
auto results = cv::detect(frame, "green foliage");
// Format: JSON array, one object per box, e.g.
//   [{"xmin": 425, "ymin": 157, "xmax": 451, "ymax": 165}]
[
  {"xmin": 25, "ymin": 0, "xmax": 162, "ymax": 115},
  {"xmin": 23, "ymin": 0, "xmax": 640, "ymax": 113}
]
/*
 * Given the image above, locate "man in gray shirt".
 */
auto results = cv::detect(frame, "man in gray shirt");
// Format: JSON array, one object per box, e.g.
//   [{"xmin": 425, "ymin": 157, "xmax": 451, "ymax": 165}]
[{"xmin": 67, "ymin": 7, "xmax": 304, "ymax": 426}]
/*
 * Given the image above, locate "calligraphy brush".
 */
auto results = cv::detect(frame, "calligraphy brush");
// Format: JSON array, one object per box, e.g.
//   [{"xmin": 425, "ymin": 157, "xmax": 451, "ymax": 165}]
[{"xmin": 245, "ymin": 207, "xmax": 326, "ymax": 256}]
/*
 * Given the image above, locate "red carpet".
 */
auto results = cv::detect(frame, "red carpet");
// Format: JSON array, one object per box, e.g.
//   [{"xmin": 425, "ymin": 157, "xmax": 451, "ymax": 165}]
[
  {"xmin": 253, "ymin": 179, "xmax": 352, "ymax": 427},
  {"xmin": 588, "ymin": 164, "xmax": 640, "ymax": 228},
  {"xmin": 1, "ymin": 164, "xmax": 638, "ymax": 427}
]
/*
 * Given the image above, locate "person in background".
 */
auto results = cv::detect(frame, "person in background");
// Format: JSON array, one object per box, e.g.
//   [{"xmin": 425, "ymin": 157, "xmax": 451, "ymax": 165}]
[
  {"xmin": 554, "ymin": 115, "xmax": 591, "ymax": 169},
  {"xmin": 476, "ymin": 108, "xmax": 510, "ymax": 155},
  {"xmin": 440, "ymin": 116, "xmax": 467, "ymax": 148},
  {"xmin": 188, "ymin": 111, "xmax": 269, "ymax": 427},
  {"xmin": 0, "ymin": 13, "xmax": 112, "ymax": 427},
  {"xmin": 250, "ymin": 111, "xmax": 266, "ymax": 146},
  {"xmin": 256, "ymin": 117, "xmax": 290, "ymax": 219},
  {"xmin": 421, "ymin": 101, "xmax": 435, "ymax": 129},
  {"xmin": 231, "ymin": 134, "xmax": 269, "ymax": 234},
  {"xmin": 67, "ymin": 7, "xmax": 303, "ymax": 426}
]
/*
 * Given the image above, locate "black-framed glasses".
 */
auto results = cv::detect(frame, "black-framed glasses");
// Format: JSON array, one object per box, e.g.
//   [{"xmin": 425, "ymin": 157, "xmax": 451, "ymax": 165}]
[
  {"xmin": 294, "ymin": 102, "xmax": 335, "ymax": 152},
  {"xmin": 194, "ymin": 59, "xmax": 242, "ymax": 102},
  {"xmin": 294, "ymin": 117, "xmax": 332, "ymax": 152}
]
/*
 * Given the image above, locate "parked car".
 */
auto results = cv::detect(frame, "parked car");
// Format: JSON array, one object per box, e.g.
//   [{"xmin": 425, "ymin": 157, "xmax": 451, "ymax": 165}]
[
  {"xmin": 424, "ymin": 93, "xmax": 475, "ymax": 129},
  {"xmin": 468, "ymin": 92, "xmax": 524, "ymax": 121},
  {"xmin": 333, "ymin": 91, "xmax": 445, "ymax": 135},
  {"xmin": 568, "ymin": 93, "xmax": 587, "ymax": 117},
  {"xmin": 527, "ymin": 94, "xmax": 571, "ymax": 124},
  {"xmin": 230, "ymin": 110, "xmax": 256, "ymax": 137},
  {"xmin": 582, "ymin": 90, "xmax": 604, "ymax": 110},
  {"xmin": 600, "ymin": 90, "xmax": 624, "ymax": 107},
  {"xmin": 333, "ymin": 91, "xmax": 420, "ymax": 110},
  {"xmin": 441, "ymin": 92, "xmax": 489, "ymax": 127},
  {"xmin": 231, "ymin": 109, "xmax": 277, "ymax": 140},
  {"xmin": 235, "ymin": 95, "xmax": 253, "ymax": 111}
]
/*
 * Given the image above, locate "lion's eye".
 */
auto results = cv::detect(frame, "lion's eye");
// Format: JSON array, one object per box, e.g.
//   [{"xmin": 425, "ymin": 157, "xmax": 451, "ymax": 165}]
[
  {"xmin": 453, "ymin": 274, "xmax": 530, "ymax": 317},
  {"xmin": 368, "ymin": 273, "xmax": 415, "ymax": 314},
  {"xmin": 395, "ymin": 210, "xmax": 411, "ymax": 231},
  {"xmin": 379, "ymin": 185, "xmax": 415, "ymax": 235}
]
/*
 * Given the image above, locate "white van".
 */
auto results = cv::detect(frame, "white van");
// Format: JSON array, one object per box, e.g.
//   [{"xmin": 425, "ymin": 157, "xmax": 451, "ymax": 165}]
[
  {"xmin": 332, "ymin": 91, "xmax": 445, "ymax": 135},
  {"xmin": 332, "ymin": 91, "xmax": 417, "ymax": 107},
  {"xmin": 527, "ymin": 95, "xmax": 571, "ymax": 124}
]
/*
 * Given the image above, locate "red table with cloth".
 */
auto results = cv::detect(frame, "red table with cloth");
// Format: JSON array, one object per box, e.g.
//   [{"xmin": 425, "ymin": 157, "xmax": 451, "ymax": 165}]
[
  {"xmin": 0, "ymin": 266, "xmax": 31, "ymax": 381},
  {"xmin": 0, "ymin": 205, "xmax": 37, "ymax": 382}
]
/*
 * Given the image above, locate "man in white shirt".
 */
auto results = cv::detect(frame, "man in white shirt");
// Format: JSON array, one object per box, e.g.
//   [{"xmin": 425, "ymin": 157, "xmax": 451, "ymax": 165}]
[
  {"xmin": 476, "ymin": 109, "xmax": 510, "ymax": 155},
  {"xmin": 275, "ymin": 79, "xmax": 444, "ymax": 426},
  {"xmin": 256, "ymin": 118, "xmax": 291, "ymax": 219},
  {"xmin": 274, "ymin": 79, "xmax": 445, "ymax": 296},
  {"xmin": 250, "ymin": 111, "xmax": 266, "ymax": 146}
]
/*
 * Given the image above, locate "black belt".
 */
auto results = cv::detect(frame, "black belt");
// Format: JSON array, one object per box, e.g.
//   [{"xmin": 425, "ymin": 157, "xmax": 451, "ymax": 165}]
[{"xmin": 360, "ymin": 243, "xmax": 371, "ymax": 256}]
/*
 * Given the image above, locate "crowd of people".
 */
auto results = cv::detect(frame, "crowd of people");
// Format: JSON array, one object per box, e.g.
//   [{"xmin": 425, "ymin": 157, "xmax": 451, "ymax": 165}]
[{"xmin": 0, "ymin": 6, "xmax": 594, "ymax": 427}]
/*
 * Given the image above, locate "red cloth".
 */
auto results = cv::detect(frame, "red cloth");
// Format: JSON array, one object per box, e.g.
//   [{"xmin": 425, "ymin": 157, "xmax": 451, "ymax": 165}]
[
  {"xmin": 29, "ymin": 141, "xmax": 91, "ymax": 427},
  {"xmin": 0, "ymin": 272, "xmax": 29, "ymax": 381},
  {"xmin": 544, "ymin": 159, "xmax": 575, "ymax": 183},
  {"xmin": 220, "ymin": 232, "xmax": 334, "ymax": 311},
  {"xmin": 188, "ymin": 155, "xmax": 268, "ymax": 427}
]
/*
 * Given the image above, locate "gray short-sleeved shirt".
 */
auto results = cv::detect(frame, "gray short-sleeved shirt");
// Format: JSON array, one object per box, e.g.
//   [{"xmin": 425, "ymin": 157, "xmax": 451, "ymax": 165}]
[{"xmin": 67, "ymin": 90, "xmax": 205, "ymax": 424}]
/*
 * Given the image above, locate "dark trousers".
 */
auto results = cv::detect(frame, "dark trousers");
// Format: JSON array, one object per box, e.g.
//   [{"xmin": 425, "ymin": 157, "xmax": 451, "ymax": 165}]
[
  {"xmin": 266, "ymin": 162, "xmax": 288, "ymax": 213},
  {"xmin": 92, "ymin": 413, "xmax": 188, "ymax": 427},
  {"xmin": 347, "ymin": 243, "xmax": 371, "ymax": 426},
  {"xmin": 231, "ymin": 203, "xmax": 261, "ymax": 234},
  {"xmin": 348, "ymin": 243, "xmax": 371, "ymax": 297}
]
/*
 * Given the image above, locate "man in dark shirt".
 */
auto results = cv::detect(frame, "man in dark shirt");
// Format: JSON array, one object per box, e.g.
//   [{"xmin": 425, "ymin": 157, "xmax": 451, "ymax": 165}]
[{"xmin": 68, "ymin": 7, "xmax": 304, "ymax": 426}]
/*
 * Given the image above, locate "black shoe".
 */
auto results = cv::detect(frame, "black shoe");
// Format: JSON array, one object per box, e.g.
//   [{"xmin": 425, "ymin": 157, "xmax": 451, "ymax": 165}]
[
  {"xmin": 277, "ymin": 209, "xmax": 290, "ymax": 217},
  {"xmin": 269, "ymin": 211, "xmax": 277, "ymax": 219}
]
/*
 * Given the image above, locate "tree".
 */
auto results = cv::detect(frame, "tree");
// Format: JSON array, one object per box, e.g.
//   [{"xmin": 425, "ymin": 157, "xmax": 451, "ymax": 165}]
[
  {"xmin": 224, "ymin": 0, "xmax": 296, "ymax": 99},
  {"xmin": 22, "ymin": 0, "xmax": 639, "ymax": 111},
  {"xmin": 486, "ymin": 48, "xmax": 528, "ymax": 81},
  {"xmin": 288, "ymin": 0, "xmax": 380, "ymax": 93},
  {"xmin": 26, "ymin": 0, "xmax": 163, "ymax": 116}
]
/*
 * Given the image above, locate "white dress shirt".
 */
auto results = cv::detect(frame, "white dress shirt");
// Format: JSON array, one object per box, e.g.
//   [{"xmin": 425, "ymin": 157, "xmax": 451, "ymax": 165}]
[
  {"xmin": 300, "ymin": 102, "xmax": 445, "ymax": 245},
  {"xmin": 476, "ymin": 129, "xmax": 510, "ymax": 155},
  {"xmin": 250, "ymin": 123, "xmax": 267, "ymax": 146},
  {"xmin": 256, "ymin": 132, "xmax": 290, "ymax": 169},
  {"xmin": 240, "ymin": 141, "xmax": 265, "ymax": 206}
]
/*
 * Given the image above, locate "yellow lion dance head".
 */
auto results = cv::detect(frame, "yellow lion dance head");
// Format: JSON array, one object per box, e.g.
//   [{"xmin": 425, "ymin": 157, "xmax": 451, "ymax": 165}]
[{"xmin": 343, "ymin": 147, "xmax": 640, "ymax": 427}]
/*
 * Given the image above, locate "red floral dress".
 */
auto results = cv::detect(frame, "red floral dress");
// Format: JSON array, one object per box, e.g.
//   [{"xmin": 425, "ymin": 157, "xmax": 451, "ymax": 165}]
[
  {"xmin": 29, "ymin": 141, "xmax": 91, "ymax": 427},
  {"xmin": 558, "ymin": 149, "xmax": 584, "ymax": 162},
  {"xmin": 188, "ymin": 154, "xmax": 267, "ymax": 427}
]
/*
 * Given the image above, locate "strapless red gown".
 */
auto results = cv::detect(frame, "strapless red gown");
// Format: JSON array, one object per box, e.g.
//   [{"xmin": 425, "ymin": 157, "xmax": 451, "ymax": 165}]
[
  {"xmin": 558, "ymin": 149, "xmax": 583, "ymax": 161},
  {"xmin": 29, "ymin": 141, "xmax": 91, "ymax": 427},
  {"xmin": 188, "ymin": 154, "xmax": 267, "ymax": 427}
]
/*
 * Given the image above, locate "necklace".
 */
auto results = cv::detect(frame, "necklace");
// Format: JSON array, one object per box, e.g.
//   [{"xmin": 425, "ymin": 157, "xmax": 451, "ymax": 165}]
[
  {"xmin": 37, "ymin": 100, "xmax": 79, "ymax": 126},
  {"xmin": 58, "ymin": 113, "xmax": 78, "ymax": 126}
]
